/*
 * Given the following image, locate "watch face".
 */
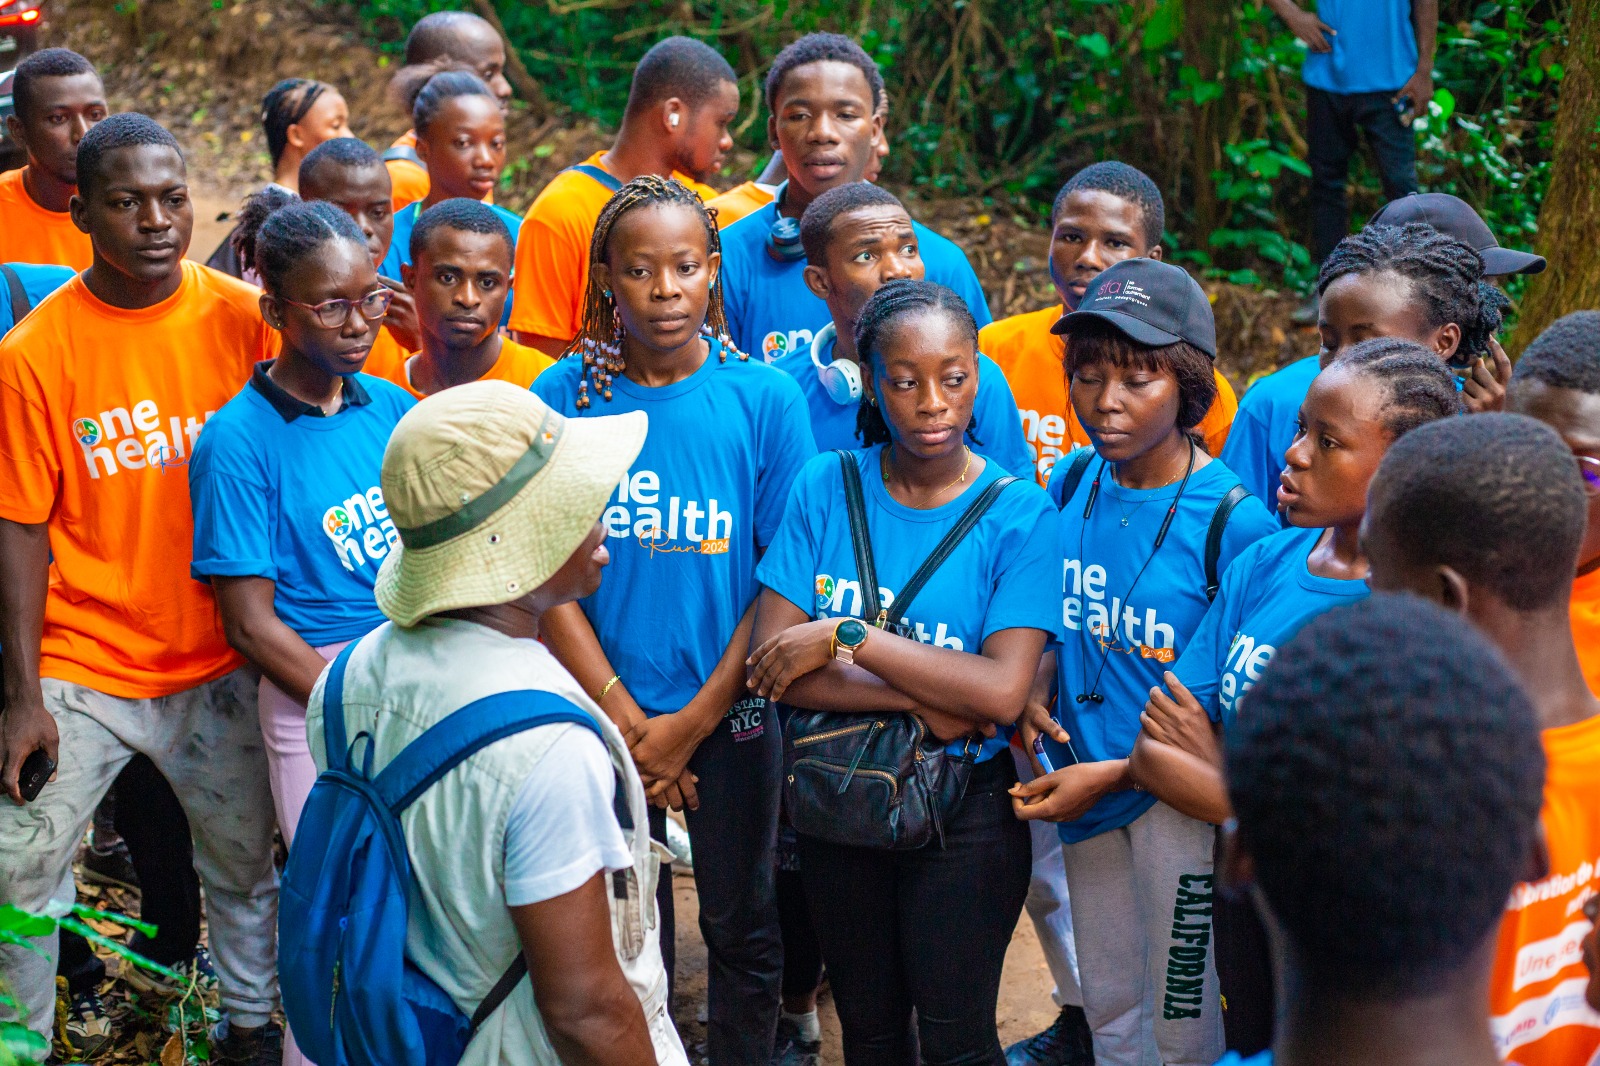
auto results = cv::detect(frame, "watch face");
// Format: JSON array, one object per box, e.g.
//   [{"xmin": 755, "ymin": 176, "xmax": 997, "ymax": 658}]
[{"xmin": 837, "ymin": 619, "xmax": 868, "ymax": 647}]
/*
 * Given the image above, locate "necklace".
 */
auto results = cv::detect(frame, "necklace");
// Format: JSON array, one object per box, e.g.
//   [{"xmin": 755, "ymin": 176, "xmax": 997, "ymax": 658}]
[
  {"xmin": 883, "ymin": 445, "xmax": 972, "ymax": 495},
  {"xmin": 1110, "ymin": 443, "xmax": 1192, "ymax": 526}
]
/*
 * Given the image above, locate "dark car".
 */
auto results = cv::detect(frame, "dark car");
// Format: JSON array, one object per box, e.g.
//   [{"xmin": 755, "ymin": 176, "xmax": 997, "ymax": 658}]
[{"xmin": 0, "ymin": 0, "xmax": 47, "ymax": 171}]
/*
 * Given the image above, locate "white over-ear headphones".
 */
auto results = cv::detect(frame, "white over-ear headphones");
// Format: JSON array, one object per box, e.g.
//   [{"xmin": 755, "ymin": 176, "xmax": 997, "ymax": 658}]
[{"xmin": 811, "ymin": 323, "xmax": 862, "ymax": 405}]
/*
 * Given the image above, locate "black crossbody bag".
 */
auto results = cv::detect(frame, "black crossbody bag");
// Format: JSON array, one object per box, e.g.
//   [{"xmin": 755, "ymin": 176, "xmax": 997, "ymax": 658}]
[{"xmin": 782, "ymin": 450, "xmax": 1018, "ymax": 851}]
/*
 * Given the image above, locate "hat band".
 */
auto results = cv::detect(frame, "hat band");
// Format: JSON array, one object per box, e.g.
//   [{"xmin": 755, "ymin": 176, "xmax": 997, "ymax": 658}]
[{"xmin": 397, "ymin": 409, "xmax": 563, "ymax": 550}]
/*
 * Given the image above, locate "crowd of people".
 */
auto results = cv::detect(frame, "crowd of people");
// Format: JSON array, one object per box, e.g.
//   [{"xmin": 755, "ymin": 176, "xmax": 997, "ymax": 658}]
[{"xmin": 0, "ymin": 7, "xmax": 1596, "ymax": 1066}]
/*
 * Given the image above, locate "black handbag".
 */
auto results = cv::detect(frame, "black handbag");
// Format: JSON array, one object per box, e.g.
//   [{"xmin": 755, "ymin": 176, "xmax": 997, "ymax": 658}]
[{"xmin": 782, "ymin": 450, "xmax": 1018, "ymax": 851}]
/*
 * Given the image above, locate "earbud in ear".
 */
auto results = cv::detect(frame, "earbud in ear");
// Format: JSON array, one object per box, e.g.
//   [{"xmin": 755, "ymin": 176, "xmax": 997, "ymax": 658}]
[{"xmin": 669, "ymin": 113, "xmax": 680, "ymax": 127}]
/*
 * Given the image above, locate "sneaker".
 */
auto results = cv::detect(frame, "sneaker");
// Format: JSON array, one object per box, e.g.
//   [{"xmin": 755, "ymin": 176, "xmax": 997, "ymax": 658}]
[
  {"xmin": 60, "ymin": 986, "xmax": 115, "ymax": 1059},
  {"xmin": 210, "ymin": 1017, "xmax": 283, "ymax": 1066},
  {"xmin": 1004, "ymin": 1004, "xmax": 1095, "ymax": 1066},
  {"xmin": 79, "ymin": 840, "xmax": 140, "ymax": 892},
  {"xmin": 123, "ymin": 945, "xmax": 218, "ymax": 998},
  {"xmin": 771, "ymin": 1014, "xmax": 821, "ymax": 1066}
]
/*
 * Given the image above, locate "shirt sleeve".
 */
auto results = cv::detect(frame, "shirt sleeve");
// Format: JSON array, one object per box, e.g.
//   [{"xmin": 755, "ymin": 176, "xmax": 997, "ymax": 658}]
[
  {"xmin": 188, "ymin": 429, "xmax": 275, "ymax": 583},
  {"xmin": 939, "ymin": 249, "xmax": 994, "ymax": 329},
  {"xmin": 1218, "ymin": 401, "xmax": 1278, "ymax": 508},
  {"xmin": 975, "ymin": 358, "xmax": 1035, "ymax": 481},
  {"xmin": 502, "ymin": 726, "xmax": 632, "ymax": 907},
  {"xmin": 0, "ymin": 345, "xmax": 61, "ymax": 524},
  {"xmin": 980, "ymin": 494, "xmax": 1063, "ymax": 643},
  {"xmin": 508, "ymin": 205, "xmax": 585, "ymax": 340},
  {"xmin": 1172, "ymin": 551, "xmax": 1252, "ymax": 721},
  {"xmin": 1198, "ymin": 370, "xmax": 1239, "ymax": 458},
  {"xmin": 755, "ymin": 457, "xmax": 825, "ymax": 618},
  {"xmin": 753, "ymin": 380, "xmax": 819, "ymax": 549}
]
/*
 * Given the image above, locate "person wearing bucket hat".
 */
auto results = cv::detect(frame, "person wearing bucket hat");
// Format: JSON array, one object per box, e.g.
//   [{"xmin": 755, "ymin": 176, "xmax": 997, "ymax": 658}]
[
  {"xmin": 302, "ymin": 380, "xmax": 690, "ymax": 1065},
  {"xmin": 1008, "ymin": 256, "xmax": 1277, "ymax": 1066}
]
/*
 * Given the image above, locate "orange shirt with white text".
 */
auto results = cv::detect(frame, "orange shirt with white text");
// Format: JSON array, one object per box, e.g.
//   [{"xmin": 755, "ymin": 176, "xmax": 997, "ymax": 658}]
[
  {"xmin": 0, "ymin": 167, "xmax": 94, "ymax": 269},
  {"xmin": 365, "ymin": 335, "xmax": 555, "ymax": 399},
  {"xmin": 1572, "ymin": 568, "xmax": 1600, "ymax": 697},
  {"xmin": 707, "ymin": 181, "xmax": 777, "ymax": 228},
  {"xmin": 980, "ymin": 305, "xmax": 1238, "ymax": 486},
  {"xmin": 0, "ymin": 262, "xmax": 278, "ymax": 697}
]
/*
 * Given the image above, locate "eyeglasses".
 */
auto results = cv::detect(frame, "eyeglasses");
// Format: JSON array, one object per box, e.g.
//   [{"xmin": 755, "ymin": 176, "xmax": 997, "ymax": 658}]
[
  {"xmin": 1578, "ymin": 455, "xmax": 1600, "ymax": 497},
  {"xmin": 279, "ymin": 288, "xmax": 393, "ymax": 329}
]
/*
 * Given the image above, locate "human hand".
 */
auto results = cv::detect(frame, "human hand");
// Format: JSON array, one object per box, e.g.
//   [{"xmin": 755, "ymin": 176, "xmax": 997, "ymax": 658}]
[
  {"xmin": 1009, "ymin": 760, "xmax": 1123, "ymax": 822},
  {"xmin": 1, "ymin": 699, "xmax": 59, "ymax": 805},
  {"xmin": 381, "ymin": 281, "xmax": 422, "ymax": 352},
  {"xmin": 746, "ymin": 619, "xmax": 838, "ymax": 702},
  {"xmin": 915, "ymin": 706, "xmax": 997, "ymax": 744},
  {"xmin": 1393, "ymin": 68, "xmax": 1435, "ymax": 125},
  {"xmin": 625, "ymin": 713, "xmax": 703, "ymax": 794},
  {"xmin": 652, "ymin": 770, "xmax": 700, "ymax": 812},
  {"xmin": 1018, "ymin": 698, "xmax": 1070, "ymax": 776},
  {"xmin": 1143, "ymin": 672, "xmax": 1222, "ymax": 768},
  {"xmin": 1460, "ymin": 337, "xmax": 1512, "ymax": 414},
  {"xmin": 1283, "ymin": 6, "xmax": 1335, "ymax": 51}
]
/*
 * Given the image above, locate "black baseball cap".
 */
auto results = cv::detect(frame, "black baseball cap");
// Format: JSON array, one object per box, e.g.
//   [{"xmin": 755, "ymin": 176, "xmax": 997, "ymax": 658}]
[
  {"xmin": 1369, "ymin": 193, "xmax": 1546, "ymax": 276},
  {"xmin": 1051, "ymin": 258, "xmax": 1216, "ymax": 359}
]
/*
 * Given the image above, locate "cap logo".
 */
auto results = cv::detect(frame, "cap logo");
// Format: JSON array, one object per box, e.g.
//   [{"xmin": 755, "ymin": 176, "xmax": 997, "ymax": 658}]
[{"xmin": 1092, "ymin": 279, "xmax": 1153, "ymax": 308}]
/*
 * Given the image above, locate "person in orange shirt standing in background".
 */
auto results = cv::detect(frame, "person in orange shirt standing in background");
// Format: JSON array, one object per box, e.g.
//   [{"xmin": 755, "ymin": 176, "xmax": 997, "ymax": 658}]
[
  {"xmin": 1510, "ymin": 312, "xmax": 1600, "ymax": 700},
  {"xmin": 1365, "ymin": 412, "xmax": 1600, "ymax": 1066},
  {"xmin": 508, "ymin": 36, "xmax": 736, "ymax": 357},
  {"xmin": 0, "ymin": 47, "xmax": 107, "ymax": 269},
  {"xmin": 383, "ymin": 10, "xmax": 513, "ymax": 213},
  {"xmin": 0, "ymin": 114, "xmax": 286, "ymax": 1065},
  {"xmin": 980, "ymin": 162, "xmax": 1237, "ymax": 487}
]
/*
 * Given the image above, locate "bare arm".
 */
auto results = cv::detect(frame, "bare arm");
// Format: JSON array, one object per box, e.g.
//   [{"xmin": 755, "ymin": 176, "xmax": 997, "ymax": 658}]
[
  {"xmin": 1394, "ymin": 0, "xmax": 1438, "ymax": 113},
  {"xmin": 1128, "ymin": 734, "xmax": 1232, "ymax": 825},
  {"xmin": 510, "ymin": 332, "xmax": 569, "ymax": 359},
  {"xmin": 512, "ymin": 873, "xmax": 657, "ymax": 1066},
  {"xmin": 0, "ymin": 519, "xmax": 54, "ymax": 803},
  {"xmin": 211, "ymin": 577, "xmax": 332, "ymax": 706},
  {"xmin": 1264, "ymin": 0, "xmax": 1334, "ymax": 51},
  {"xmin": 746, "ymin": 589, "xmax": 920, "ymax": 713}
]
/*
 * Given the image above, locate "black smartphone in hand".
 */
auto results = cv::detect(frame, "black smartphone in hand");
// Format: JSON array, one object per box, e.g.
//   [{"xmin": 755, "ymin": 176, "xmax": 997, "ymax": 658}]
[{"xmin": 18, "ymin": 748, "xmax": 54, "ymax": 803}]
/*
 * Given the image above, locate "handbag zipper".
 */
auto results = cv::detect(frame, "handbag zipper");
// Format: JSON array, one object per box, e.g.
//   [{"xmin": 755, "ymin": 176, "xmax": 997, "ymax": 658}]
[
  {"xmin": 839, "ymin": 720, "xmax": 886, "ymax": 792},
  {"xmin": 789, "ymin": 756, "xmax": 899, "ymax": 803},
  {"xmin": 792, "ymin": 720, "xmax": 879, "ymax": 747}
]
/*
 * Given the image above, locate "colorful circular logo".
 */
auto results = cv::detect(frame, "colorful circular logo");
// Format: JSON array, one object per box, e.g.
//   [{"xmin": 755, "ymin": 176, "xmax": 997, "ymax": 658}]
[
  {"xmin": 762, "ymin": 332, "xmax": 789, "ymax": 360},
  {"xmin": 72, "ymin": 418, "xmax": 101, "ymax": 446},
  {"xmin": 322, "ymin": 505, "xmax": 353, "ymax": 540},
  {"xmin": 815, "ymin": 574, "xmax": 835, "ymax": 610}
]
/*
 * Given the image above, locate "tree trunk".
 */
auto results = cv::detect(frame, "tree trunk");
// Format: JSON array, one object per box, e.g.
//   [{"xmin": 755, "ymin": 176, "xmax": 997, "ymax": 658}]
[
  {"xmin": 468, "ymin": 0, "xmax": 552, "ymax": 121},
  {"xmin": 1511, "ymin": 0, "xmax": 1600, "ymax": 353},
  {"xmin": 1180, "ymin": 0, "xmax": 1239, "ymax": 245}
]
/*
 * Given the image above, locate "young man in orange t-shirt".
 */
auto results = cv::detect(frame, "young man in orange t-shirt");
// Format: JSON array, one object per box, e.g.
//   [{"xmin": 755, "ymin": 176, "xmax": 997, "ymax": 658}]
[
  {"xmin": 508, "ymin": 36, "xmax": 735, "ymax": 357},
  {"xmin": 979, "ymin": 162, "xmax": 1236, "ymax": 487},
  {"xmin": 1366, "ymin": 413, "xmax": 1600, "ymax": 1066},
  {"xmin": 0, "ymin": 115, "xmax": 285, "ymax": 1062},
  {"xmin": 0, "ymin": 48, "xmax": 107, "ymax": 269},
  {"xmin": 1510, "ymin": 312, "xmax": 1600, "ymax": 701}
]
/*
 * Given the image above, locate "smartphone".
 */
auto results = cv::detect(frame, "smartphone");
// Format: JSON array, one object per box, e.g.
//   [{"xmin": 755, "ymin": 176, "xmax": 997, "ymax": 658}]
[
  {"xmin": 1032, "ymin": 730, "xmax": 1081, "ymax": 772},
  {"xmin": 18, "ymin": 748, "xmax": 54, "ymax": 803}
]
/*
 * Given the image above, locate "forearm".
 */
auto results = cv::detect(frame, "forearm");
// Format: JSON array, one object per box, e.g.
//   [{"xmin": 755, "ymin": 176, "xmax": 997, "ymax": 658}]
[
  {"xmin": 540, "ymin": 601, "xmax": 645, "ymax": 731},
  {"xmin": 541, "ymin": 981, "xmax": 657, "ymax": 1066},
  {"xmin": 224, "ymin": 615, "xmax": 331, "ymax": 706},
  {"xmin": 0, "ymin": 520, "xmax": 49, "ymax": 710},
  {"xmin": 774, "ymin": 661, "xmax": 920, "ymax": 713},
  {"xmin": 852, "ymin": 630, "xmax": 1043, "ymax": 725},
  {"xmin": 677, "ymin": 601, "xmax": 759, "ymax": 737},
  {"xmin": 1264, "ymin": 0, "xmax": 1304, "ymax": 20},
  {"xmin": 1412, "ymin": 0, "xmax": 1437, "ymax": 66},
  {"xmin": 1129, "ymin": 734, "xmax": 1232, "ymax": 825}
]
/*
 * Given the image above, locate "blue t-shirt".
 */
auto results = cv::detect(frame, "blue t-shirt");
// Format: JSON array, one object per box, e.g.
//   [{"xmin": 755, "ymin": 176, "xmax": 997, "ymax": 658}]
[
  {"xmin": 1173, "ymin": 525, "xmax": 1369, "ymax": 727},
  {"xmin": 757, "ymin": 446, "xmax": 1061, "ymax": 762},
  {"xmin": 189, "ymin": 373, "xmax": 416, "ymax": 646},
  {"xmin": 1219, "ymin": 356, "xmax": 1320, "ymax": 512},
  {"xmin": 0, "ymin": 263, "xmax": 74, "ymax": 335},
  {"xmin": 770, "ymin": 323, "xmax": 1034, "ymax": 480},
  {"xmin": 380, "ymin": 200, "xmax": 524, "ymax": 328},
  {"xmin": 1046, "ymin": 454, "xmax": 1278, "ymax": 842},
  {"xmin": 719, "ymin": 201, "xmax": 993, "ymax": 362},
  {"xmin": 1300, "ymin": 0, "xmax": 1419, "ymax": 94},
  {"xmin": 533, "ymin": 340, "xmax": 817, "ymax": 715},
  {"xmin": 1213, "ymin": 1054, "xmax": 1272, "ymax": 1066}
]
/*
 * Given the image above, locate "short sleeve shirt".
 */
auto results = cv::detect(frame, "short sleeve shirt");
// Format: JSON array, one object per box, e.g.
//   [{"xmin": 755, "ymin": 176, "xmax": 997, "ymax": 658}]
[
  {"xmin": 0, "ymin": 168, "xmax": 94, "ymax": 269},
  {"xmin": 0, "ymin": 262, "xmax": 74, "ymax": 335}
]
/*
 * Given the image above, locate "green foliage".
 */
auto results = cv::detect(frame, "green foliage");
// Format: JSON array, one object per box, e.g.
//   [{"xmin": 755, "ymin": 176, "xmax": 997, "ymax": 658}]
[{"xmin": 340, "ymin": 0, "xmax": 1560, "ymax": 292}]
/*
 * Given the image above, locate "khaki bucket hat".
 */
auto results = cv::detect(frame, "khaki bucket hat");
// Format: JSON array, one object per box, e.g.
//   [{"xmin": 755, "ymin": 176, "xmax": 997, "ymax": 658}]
[{"xmin": 374, "ymin": 380, "xmax": 646, "ymax": 627}]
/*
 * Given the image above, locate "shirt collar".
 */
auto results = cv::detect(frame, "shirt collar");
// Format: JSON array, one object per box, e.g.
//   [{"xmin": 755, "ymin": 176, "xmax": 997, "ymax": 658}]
[{"xmin": 249, "ymin": 359, "xmax": 371, "ymax": 423}]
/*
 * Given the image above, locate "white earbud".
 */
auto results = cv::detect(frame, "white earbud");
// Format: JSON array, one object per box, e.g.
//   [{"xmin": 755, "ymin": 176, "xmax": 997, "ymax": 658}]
[
  {"xmin": 669, "ymin": 113, "xmax": 680, "ymax": 127},
  {"xmin": 811, "ymin": 323, "xmax": 862, "ymax": 405}
]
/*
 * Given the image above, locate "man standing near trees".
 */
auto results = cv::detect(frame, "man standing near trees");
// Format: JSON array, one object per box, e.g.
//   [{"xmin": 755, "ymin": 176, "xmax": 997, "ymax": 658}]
[{"xmin": 1268, "ymin": 0, "xmax": 1436, "ymax": 319}]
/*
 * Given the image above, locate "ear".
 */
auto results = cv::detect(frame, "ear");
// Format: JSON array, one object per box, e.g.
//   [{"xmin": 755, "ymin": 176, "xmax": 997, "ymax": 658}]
[
  {"xmin": 399, "ymin": 262, "xmax": 415, "ymax": 291},
  {"xmin": 767, "ymin": 113, "xmax": 780, "ymax": 152},
  {"xmin": 4, "ymin": 113, "xmax": 23, "ymax": 148},
  {"xmin": 286, "ymin": 121, "xmax": 308, "ymax": 152},
  {"xmin": 705, "ymin": 249, "xmax": 720, "ymax": 293},
  {"xmin": 414, "ymin": 136, "xmax": 431, "ymax": 167},
  {"xmin": 663, "ymin": 97, "xmax": 685, "ymax": 133},
  {"xmin": 590, "ymin": 260, "xmax": 613, "ymax": 302},
  {"xmin": 803, "ymin": 263, "xmax": 831, "ymax": 301},
  {"xmin": 868, "ymin": 106, "xmax": 885, "ymax": 145},
  {"xmin": 1436, "ymin": 565, "xmax": 1471, "ymax": 616},
  {"xmin": 69, "ymin": 193, "xmax": 90, "ymax": 235},
  {"xmin": 259, "ymin": 293, "xmax": 285, "ymax": 332},
  {"xmin": 1148, "ymin": 244, "xmax": 1165, "ymax": 262},
  {"xmin": 1218, "ymin": 819, "xmax": 1255, "ymax": 900},
  {"xmin": 1522, "ymin": 820, "xmax": 1552, "ymax": 884},
  {"xmin": 1431, "ymin": 321, "xmax": 1463, "ymax": 360}
]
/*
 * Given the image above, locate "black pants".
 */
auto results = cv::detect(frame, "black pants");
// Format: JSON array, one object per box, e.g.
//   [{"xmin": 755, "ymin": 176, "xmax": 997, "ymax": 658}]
[
  {"xmin": 648, "ymin": 696, "xmax": 783, "ymax": 1064},
  {"xmin": 1215, "ymin": 878, "xmax": 1275, "ymax": 1055},
  {"xmin": 798, "ymin": 756, "xmax": 1032, "ymax": 1066},
  {"xmin": 57, "ymin": 754, "xmax": 202, "ymax": 994},
  {"xmin": 1306, "ymin": 85, "xmax": 1419, "ymax": 264}
]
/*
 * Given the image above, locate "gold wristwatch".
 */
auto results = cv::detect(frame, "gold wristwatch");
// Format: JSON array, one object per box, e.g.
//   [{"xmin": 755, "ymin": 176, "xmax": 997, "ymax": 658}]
[{"xmin": 832, "ymin": 618, "xmax": 869, "ymax": 665}]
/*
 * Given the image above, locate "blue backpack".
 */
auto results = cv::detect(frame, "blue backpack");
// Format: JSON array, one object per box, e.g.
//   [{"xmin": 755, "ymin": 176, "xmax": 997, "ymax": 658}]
[{"xmin": 279, "ymin": 639, "xmax": 614, "ymax": 1066}]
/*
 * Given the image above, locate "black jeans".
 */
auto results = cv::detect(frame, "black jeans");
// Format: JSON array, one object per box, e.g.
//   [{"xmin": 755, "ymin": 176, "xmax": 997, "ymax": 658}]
[
  {"xmin": 648, "ymin": 695, "xmax": 783, "ymax": 1064},
  {"xmin": 798, "ymin": 755, "xmax": 1032, "ymax": 1066},
  {"xmin": 1306, "ymin": 85, "xmax": 1419, "ymax": 264}
]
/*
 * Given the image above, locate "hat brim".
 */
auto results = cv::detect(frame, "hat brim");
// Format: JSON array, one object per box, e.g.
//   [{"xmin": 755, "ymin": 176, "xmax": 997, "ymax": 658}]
[
  {"xmin": 373, "ymin": 408, "xmax": 647, "ymax": 627},
  {"xmin": 1051, "ymin": 307, "xmax": 1186, "ymax": 348},
  {"xmin": 1480, "ymin": 246, "xmax": 1546, "ymax": 276}
]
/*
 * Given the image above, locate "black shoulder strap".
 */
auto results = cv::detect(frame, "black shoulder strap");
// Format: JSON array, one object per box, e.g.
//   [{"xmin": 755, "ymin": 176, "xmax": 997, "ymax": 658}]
[
  {"xmin": 1049, "ymin": 448, "xmax": 1096, "ymax": 511},
  {"xmin": 382, "ymin": 144, "xmax": 424, "ymax": 168},
  {"xmin": 568, "ymin": 163, "xmax": 622, "ymax": 193},
  {"xmin": 1204, "ymin": 484, "xmax": 1252, "ymax": 602},
  {"xmin": 836, "ymin": 450, "xmax": 883, "ymax": 624},
  {"xmin": 889, "ymin": 476, "xmax": 1019, "ymax": 626},
  {"xmin": 2, "ymin": 264, "xmax": 31, "ymax": 323},
  {"xmin": 471, "ymin": 955, "xmax": 528, "ymax": 1032}
]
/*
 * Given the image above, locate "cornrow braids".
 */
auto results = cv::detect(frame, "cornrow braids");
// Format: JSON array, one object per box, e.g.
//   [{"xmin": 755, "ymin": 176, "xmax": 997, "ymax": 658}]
[
  {"xmin": 1329, "ymin": 336, "xmax": 1464, "ymax": 439},
  {"xmin": 1317, "ymin": 223, "xmax": 1509, "ymax": 360},
  {"xmin": 261, "ymin": 78, "xmax": 330, "ymax": 167},
  {"xmin": 853, "ymin": 279, "xmax": 982, "ymax": 447},
  {"xmin": 567, "ymin": 175, "xmax": 744, "ymax": 408}
]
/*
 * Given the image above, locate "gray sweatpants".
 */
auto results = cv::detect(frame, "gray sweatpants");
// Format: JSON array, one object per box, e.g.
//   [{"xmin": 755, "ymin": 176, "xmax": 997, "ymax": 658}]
[
  {"xmin": 1061, "ymin": 800, "xmax": 1223, "ymax": 1066},
  {"xmin": 0, "ymin": 670, "xmax": 280, "ymax": 1036}
]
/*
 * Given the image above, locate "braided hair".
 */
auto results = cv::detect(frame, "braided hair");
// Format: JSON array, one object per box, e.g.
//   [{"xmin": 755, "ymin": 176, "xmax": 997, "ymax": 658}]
[
  {"xmin": 231, "ymin": 186, "xmax": 368, "ymax": 296},
  {"xmin": 261, "ymin": 78, "xmax": 332, "ymax": 167},
  {"xmin": 567, "ymin": 175, "xmax": 744, "ymax": 408},
  {"xmin": 1328, "ymin": 336, "xmax": 1464, "ymax": 439},
  {"xmin": 853, "ymin": 279, "xmax": 982, "ymax": 447},
  {"xmin": 1317, "ymin": 223, "xmax": 1511, "ymax": 361}
]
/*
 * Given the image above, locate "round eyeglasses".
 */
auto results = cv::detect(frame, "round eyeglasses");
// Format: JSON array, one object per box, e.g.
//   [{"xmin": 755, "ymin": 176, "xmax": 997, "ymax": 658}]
[
  {"xmin": 1578, "ymin": 455, "xmax": 1600, "ymax": 497},
  {"xmin": 279, "ymin": 288, "xmax": 394, "ymax": 329}
]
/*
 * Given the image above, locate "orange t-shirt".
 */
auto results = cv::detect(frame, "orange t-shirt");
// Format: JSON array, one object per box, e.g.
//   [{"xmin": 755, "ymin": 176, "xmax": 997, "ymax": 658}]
[
  {"xmin": 508, "ymin": 151, "xmax": 717, "ymax": 341},
  {"xmin": 707, "ymin": 181, "xmax": 777, "ymax": 228},
  {"xmin": 386, "ymin": 130, "xmax": 431, "ymax": 216},
  {"xmin": 1489, "ymin": 713, "xmax": 1600, "ymax": 1066},
  {"xmin": 0, "ymin": 261, "xmax": 279, "ymax": 698},
  {"xmin": 979, "ymin": 305, "xmax": 1238, "ymax": 486},
  {"xmin": 356, "ymin": 324, "xmax": 409, "ymax": 384},
  {"xmin": 0, "ymin": 167, "xmax": 94, "ymax": 269},
  {"xmin": 1572, "ymin": 569, "xmax": 1600, "ymax": 697},
  {"xmin": 367, "ymin": 336, "xmax": 556, "ymax": 399}
]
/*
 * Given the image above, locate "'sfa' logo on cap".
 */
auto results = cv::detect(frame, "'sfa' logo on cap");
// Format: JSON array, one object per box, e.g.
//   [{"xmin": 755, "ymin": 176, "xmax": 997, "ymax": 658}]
[
  {"xmin": 1099, "ymin": 281, "xmax": 1123, "ymax": 295},
  {"xmin": 73, "ymin": 418, "xmax": 102, "ymax": 446},
  {"xmin": 322, "ymin": 505, "xmax": 354, "ymax": 540}
]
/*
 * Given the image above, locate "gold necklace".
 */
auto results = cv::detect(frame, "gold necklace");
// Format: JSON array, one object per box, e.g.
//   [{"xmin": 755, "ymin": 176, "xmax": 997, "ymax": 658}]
[{"xmin": 884, "ymin": 445, "xmax": 973, "ymax": 495}]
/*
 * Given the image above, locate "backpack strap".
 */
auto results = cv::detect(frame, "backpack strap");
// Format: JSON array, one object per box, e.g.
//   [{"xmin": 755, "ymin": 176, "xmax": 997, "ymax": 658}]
[
  {"xmin": 1, "ymin": 264, "xmax": 30, "ymax": 324},
  {"xmin": 567, "ymin": 163, "xmax": 622, "ymax": 193},
  {"xmin": 319, "ymin": 640, "xmax": 362, "ymax": 772},
  {"xmin": 837, "ymin": 450, "xmax": 884, "ymax": 625},
  {"xmin": 1204, "ymin": 484, "xmax": 1253, "ymax": 603},
  {"xmin": 888, "ymin": 476, "xmax": 1018, "ymax": 626},
  {"xmin": 1048, "ymin": 448, "xmax": 1096, "ymax": 511},
  {"xmin": 382, "ymin": 144, "xmax": 424, "ymax": 168}
]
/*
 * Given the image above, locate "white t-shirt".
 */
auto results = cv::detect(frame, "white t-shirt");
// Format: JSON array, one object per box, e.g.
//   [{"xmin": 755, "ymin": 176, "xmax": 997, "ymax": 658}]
[{"xmin": 503, "ymin": 726, "xmax": 633, "ymax": 907}]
